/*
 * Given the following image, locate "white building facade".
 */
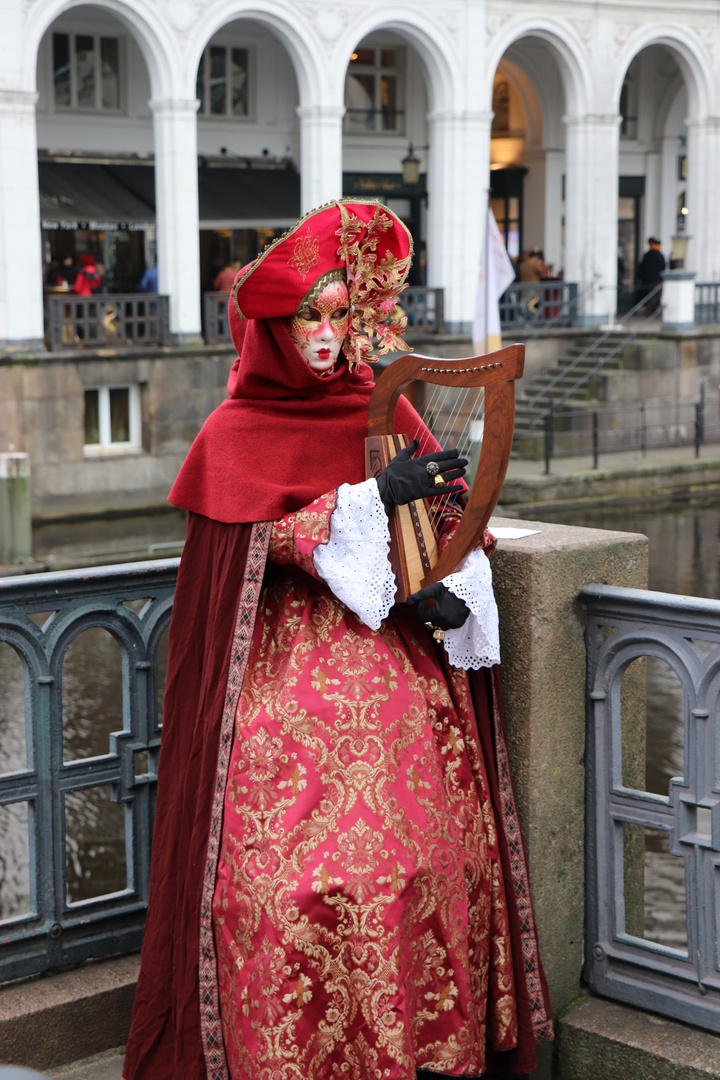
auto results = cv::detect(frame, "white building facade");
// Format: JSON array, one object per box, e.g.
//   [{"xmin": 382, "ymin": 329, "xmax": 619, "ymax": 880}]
[{"xmin": 2, "ymin": 0, "xmax": 720, "ymax": 348}]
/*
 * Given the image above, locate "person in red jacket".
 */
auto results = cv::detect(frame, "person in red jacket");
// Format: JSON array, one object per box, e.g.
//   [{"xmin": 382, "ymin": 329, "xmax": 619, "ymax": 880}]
[{"xmin": 73, "ymin": 254, "xmax": 102, "ymax": 295}]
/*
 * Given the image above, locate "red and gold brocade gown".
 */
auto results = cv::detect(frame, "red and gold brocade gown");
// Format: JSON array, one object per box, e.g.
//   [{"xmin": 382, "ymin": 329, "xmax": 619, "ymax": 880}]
[{"xmin": 211, "ymin": 490, "xmax": 517, "ymax": 1080}]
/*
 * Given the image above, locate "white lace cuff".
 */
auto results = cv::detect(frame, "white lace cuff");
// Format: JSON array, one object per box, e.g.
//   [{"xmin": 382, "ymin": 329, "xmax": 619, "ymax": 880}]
[
  {"xmin": 442, "ymin": 547, "xmax": 500, "ymax": 670},
  {"xmin": 312, "ymin": 479, "xmax": 395, "ymax": 630}
]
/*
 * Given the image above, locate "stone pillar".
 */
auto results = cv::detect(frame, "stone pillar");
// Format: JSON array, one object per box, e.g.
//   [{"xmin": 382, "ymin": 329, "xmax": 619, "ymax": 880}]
[
  {"xmin": 564, "ymin": 115, "xmax": 621, "ymax": 326},
  {"xmin": 0, "ymin": 453, "xmax": 31, "ymax": 564},
  {"xmin": 0, "ymin": 91, "xmax": 44, "ymax": 351},
  {"xmin": 150, "ymin": 99, "xmax": 202, "ymax": 344},
  {"xmin": 490, "ymin": 517, "xmax": 648, "ymax": 1073},
  {"xmin": 661, "ymin": 270, "xmax": 696, "ymax": 329},
  {"xmin": 685, "ymin": 117, "xmax": 720, "ymax": 281},
  {"xmin": 297, "ymin": 105, "xmax": 344, "ymax": 213},
  {"xmin": 427, "ymin": 110, "xmax": 492, "ymax": 334}
]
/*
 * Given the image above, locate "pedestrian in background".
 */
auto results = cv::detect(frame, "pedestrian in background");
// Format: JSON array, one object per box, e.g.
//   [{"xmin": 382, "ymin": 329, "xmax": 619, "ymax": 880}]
[{"xmin": 637, "ymin": 237, "xmax": 665, "ymax": 313}]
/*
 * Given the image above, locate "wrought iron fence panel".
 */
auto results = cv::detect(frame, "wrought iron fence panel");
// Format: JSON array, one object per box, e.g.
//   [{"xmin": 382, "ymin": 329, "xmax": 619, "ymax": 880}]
[
  {"xmin": 584, "ymin": 584, "xmax": 720, "ymax": 1032},
  {"xmin": 403, "ymin": 287, "xmax": 444, "ymax": 334},
  {"xmin": 203, "ymin": 292, "xmax": 232, "ymax": 344},
  {"xmin": 499, "ymin": 281, "xmax": 578, "ymax": 328},
  {"xmin": 45, "ymin": 295, "xmax": 170, "ymax": 350},
  {"xmin": 695, "ymin": 283, "xmax": 720, "ymax": 326},
  {"xmin": 0, "ymin": 560, "xmax": 177, "ymax": 983}
]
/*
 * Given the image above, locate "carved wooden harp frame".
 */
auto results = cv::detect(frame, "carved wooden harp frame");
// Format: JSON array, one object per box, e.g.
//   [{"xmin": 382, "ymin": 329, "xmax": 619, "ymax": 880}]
[{"xmin": 366, "ymin": 343, "xmax": 525, "ymax": 599}]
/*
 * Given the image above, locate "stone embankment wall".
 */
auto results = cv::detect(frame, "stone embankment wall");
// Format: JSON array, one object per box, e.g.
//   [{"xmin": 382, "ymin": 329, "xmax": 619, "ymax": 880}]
[
  {"xmin": 3, "ymin": 329, "xmax": 720, "ymax": 522},
  {"xmin": 0, "ymin": 347, "xmax": 234, "ymax": 519}
]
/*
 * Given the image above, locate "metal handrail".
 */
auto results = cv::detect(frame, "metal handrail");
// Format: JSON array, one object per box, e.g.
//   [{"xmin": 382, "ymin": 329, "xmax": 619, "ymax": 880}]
[{"xmin": 526, "ymin": 282, "xmax": 663, "ymax": 432}]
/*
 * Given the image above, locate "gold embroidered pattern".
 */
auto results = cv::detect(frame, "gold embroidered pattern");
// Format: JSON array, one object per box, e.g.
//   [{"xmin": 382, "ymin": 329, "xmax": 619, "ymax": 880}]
[
  {"xmin": 288, "ymin": 231, "xmax": 320, "ymax": 280},
  {"xmin": 211, "ymin": 497, "xmax": 518, "ymax": 1078},
  {"xmin": 336, "ymin": 201, "xmax": 414, "ymax": 369}
]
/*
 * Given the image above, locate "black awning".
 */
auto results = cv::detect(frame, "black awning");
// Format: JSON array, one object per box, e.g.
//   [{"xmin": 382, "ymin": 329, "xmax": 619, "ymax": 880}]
[
  {"xmin": 38, "ymin": 161, "xmax": 300, "ymax": 230},
  {"xmin": 198, "ymin": 165, "xmax": 300, "ymax": 227},
  {"xmin": 39, "ymin": 163, "xmax": 155, "ymax": 227}
]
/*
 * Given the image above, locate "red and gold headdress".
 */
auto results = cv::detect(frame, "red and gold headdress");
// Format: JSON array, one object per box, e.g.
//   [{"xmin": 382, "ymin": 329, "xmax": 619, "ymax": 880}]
[{"xmin": 230, "ymin": 198, "xmax": 413, "ymax": 368}]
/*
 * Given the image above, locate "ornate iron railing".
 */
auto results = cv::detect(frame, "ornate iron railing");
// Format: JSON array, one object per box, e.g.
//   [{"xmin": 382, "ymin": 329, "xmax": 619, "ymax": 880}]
[
  {"xmin": 584, "ymin": 584, "xmax": 720, "ymax": 1032},
  {"xmin": 0, "ymin": 560, "xmax": 177, "ymax": 983},
  {"xmin": 45, "ymin": 294, "xmax": 170, "ymax": 350},
  {"xmin": 203, "ymin": 291, "xmax": 232, "ymax": 344},
  {"xmin": 695, "ymin": 282, "xmax": 720, "ymax": 326},
  {"xmin": 499, "ymin": 281, "xmax": 579, "ymax": 328},
  {"xmin": 402, "ymin": 287, "xmax": 445, "ymax": 335},
  {"xmin": 203, "ymin": 287, "xmax": 446, "ymax": 344}
]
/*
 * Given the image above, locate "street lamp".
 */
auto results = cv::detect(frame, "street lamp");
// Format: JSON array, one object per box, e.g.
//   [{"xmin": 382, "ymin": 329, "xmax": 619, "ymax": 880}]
[{"xmin": 401, "ymin": 144, "xmax": 421, "ymax": 186}]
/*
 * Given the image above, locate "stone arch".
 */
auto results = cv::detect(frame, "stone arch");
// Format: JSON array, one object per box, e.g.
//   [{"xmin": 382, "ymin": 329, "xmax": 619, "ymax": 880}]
[
  {"xmin": 23, "ymin": 0, "xmax": 175, "ymax": 99},
  {"xmin": 184, "ymin": 1, "xmax": 322, "ymax": 107},
  {"xmin": 485, "ymin": 17, "xmax": 592, "ymax": 120},
  {"xmin": 613, "ymin": 25, "xmax": 712, "ymax": 120},
  {"xmin": 332, "ymin": 7, "xmax": 457, "ymax": 115}
]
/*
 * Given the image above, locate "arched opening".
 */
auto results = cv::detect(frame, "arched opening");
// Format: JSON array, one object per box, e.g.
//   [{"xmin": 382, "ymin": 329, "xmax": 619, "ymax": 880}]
[
  {"xmin": 342, "ymin": 30, "xmax": 430, "ymax": 285},
  {"xmin": 193, "ymin": 18, "xmax": 301, "ymax": 292},
  {"xmin": 616, "ymin": 44, "xmax": 692, "ymax": 313},
  {"xmin": 36, "ymin": 5, "xmax": 157, "ymax": 293},
  {"xmin": 489, "ymin": 36, "xmax": 569, "ymax": 283}
]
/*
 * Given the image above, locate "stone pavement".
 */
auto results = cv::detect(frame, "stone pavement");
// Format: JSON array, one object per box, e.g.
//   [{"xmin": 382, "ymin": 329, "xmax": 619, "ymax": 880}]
[{"xmin": 46, "ymin": 1050, "xmax": 124, "ymax": 1080}]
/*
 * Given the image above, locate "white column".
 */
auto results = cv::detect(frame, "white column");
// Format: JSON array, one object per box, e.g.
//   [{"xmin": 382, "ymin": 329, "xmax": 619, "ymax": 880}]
[
  {"xmin": 150, "ymin": 99, "xmax": 202, "ymax": 343},
  {"xmin": 297, "ymin": 105, "xmax": 344, "ymax": 213},
  {"xmin": 0, "ymin": 90, "xmax": 44, "ymax": 349},
  {"xmin": 564, "ymin": 114, "xmax": 621, "ymax": 325},
  {"xmin": 686, "ymin": 118, "xmax": 720, "ymax": 281},
  {"xmin": 427, "ymin": 110, "xmax": 492, "ymax": 334}
]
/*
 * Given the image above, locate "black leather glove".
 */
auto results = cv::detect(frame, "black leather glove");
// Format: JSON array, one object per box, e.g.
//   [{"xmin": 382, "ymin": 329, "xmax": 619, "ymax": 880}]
[
  {"xmin": 407, "ymin": 581, "xmax": 471, "ymax": 630},
  {"xmin": 375, "ymin": 439, "xmax": 468, "ymax": 516}
]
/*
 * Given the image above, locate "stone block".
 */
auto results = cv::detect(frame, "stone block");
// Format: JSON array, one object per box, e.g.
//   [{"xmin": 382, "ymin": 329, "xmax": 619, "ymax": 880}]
[
  {"xmin": 0, "ymin": 954, "xmax": 138, "ymax": 1071},
  {"xmin": 558, "ymin": 996, "xmax": 720, "ymax": 1080},
  {"xmin": 490, "ymin": 517, "xmax": 648, "ymax": 1018}
]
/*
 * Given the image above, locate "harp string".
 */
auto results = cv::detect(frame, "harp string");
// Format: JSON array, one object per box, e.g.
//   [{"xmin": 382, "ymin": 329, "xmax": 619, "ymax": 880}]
[{"xmin": 399, "ymin": 366, "xmax": 488, "ymax": 567}]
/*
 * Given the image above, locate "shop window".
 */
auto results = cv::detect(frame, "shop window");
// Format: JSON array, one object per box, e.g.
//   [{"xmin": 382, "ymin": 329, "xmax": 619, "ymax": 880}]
[
  {"xmin": 196, "ymin": 46, "xmax": 250, "ymax": 119},
  {"xmin": 84, "ymin": 386, "xmax": 140, "ymax": 456},
  {"xmin": 53, "ymin": 33, "xmax": 121, "ymax": 112},
  {"xmin": 344, "ymin": 47, "xmax": 405, "ymax": 135}
]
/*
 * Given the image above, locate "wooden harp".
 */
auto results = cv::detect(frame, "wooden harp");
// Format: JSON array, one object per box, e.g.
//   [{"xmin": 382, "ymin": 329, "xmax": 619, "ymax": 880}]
[{"xmin": 365, "ymin": 343, "xmax": 525, "ymax": 603}]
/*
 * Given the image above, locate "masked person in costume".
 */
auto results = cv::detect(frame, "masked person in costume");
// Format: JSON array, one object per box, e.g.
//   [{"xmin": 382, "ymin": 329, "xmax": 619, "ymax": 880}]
[{"xmin": 123, "ymin": 201, "xmax": 551, "ymax": 1080}]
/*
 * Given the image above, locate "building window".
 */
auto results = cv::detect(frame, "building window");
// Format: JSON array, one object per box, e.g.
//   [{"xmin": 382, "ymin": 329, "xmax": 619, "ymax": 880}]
[
  {"xmin": 344, "ymin": 47, "xmax": 404, "ymax": 134},
  {"xmin": 53, "ymin": 33, "xmax": 121, "ymax": 111},
  {"xmin": 619, "ymin": 76, "xmax": 637, "ymax": 139},
  {"xmin": 196, "ymin": 46, "xmax": 250, "ymax": 118},
  {"xmin": 84, "ymin": 386, "xmax": 141, "ymax": 456},
  {"xmin": 491, "ymin": 80, "xmax": 511, "ymax": 137}
]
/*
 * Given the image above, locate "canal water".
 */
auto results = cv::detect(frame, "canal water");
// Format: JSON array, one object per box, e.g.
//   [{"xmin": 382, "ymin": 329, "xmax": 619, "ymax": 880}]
[{"xmin": 1, "ymin": 501, "xmax": 718, "ymax": 950}]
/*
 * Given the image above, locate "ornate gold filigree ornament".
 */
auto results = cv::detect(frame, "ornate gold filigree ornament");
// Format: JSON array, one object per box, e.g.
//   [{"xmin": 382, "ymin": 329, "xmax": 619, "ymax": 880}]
[{"xmin": 334, "ymin": 200, "xmax": 414, "ymax": 370}]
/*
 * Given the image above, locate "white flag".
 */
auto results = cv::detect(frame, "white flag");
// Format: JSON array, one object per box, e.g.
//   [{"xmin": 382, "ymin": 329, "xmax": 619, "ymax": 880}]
[{"xmin": 472, "ymin": 208, "xmax": 516, "ymax": 354}]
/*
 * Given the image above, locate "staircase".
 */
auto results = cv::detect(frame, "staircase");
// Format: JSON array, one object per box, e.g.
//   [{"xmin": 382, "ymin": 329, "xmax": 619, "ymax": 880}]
[{"xmin": 513, "ymin": 287, "xmax": 663, "ymax": 457}]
